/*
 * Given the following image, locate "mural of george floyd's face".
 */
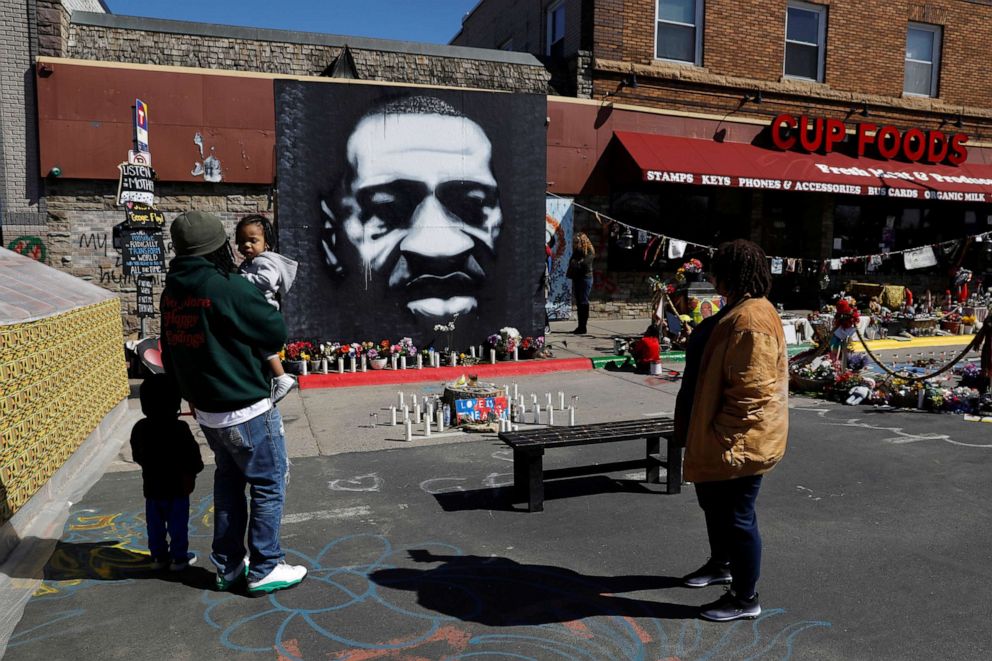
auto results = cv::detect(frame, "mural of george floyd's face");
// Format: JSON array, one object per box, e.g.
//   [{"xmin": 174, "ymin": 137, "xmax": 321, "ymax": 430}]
[
  {"xmin": 276, "ymin": 82, "xmax": 545, "ymax": 346},
  {"xmin": 322, "ymin": 110, "xmax": 503, "ymax": 321}
]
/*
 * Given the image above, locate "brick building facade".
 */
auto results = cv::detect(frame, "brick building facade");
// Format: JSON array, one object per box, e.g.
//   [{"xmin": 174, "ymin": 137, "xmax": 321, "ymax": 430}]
[
  {"xmin": 8, "ymin": 3, "xmax": 549, "ymax": 336},
  {"xmin": 456, "ymin": 0, "xmax": 992, "ymax": 316}
]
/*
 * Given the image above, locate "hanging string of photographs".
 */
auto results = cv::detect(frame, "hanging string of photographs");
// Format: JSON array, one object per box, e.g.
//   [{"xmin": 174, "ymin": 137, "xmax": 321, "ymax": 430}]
[{"xmin": 548, "ymin": 192, "xmax": 992, "ymax": 276}]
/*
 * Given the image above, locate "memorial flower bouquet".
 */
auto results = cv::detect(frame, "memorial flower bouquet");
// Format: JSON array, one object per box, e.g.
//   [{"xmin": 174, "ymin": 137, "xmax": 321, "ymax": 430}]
[
  {"xmin": 675, "ymin": 258, "xmax": 704, "ymax": 283},
  {"xmin": 487, "ymin": 326, "xmax": 521, "ymax": 356},
  {"xmin": 845, "ymin": 351, "xmax": 868, "ymax": 371},
  {"xmin": 283, "ymin": 340, "xmax": 315, "ymax": 361},
  {"xmin": 517, "ymin": 335, "xmax": 546, "ymax": 358}
]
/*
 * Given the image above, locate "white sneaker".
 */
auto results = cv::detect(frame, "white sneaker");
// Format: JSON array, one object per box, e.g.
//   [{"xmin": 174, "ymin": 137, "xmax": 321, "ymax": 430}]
[
  {"xmin": 247, "ymin": 562, "xmax": 307, "ymax": 594},
  {"xmin": 169, "ymin": 552, "xmax": 197, "ymax": 572},
  {"xmin": 271, "ymin": 374, "xmax": 297, "ymax": 403}
]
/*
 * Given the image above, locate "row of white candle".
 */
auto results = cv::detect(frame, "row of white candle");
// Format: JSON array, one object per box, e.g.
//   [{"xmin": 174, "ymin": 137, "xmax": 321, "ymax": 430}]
[
  {"xmin": 508, "ymin": 403, "xmax": 576, "ymax": 426},
  {"xmin": 300, "ymin": 351, "xmax": 481, "ymax": 375}
]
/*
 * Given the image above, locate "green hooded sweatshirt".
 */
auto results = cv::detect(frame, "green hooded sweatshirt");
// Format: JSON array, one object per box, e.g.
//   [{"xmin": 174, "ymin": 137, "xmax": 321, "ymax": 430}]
[{"xmin": 161, "ymin": 256, "xmax": 287, "ymax": 413}]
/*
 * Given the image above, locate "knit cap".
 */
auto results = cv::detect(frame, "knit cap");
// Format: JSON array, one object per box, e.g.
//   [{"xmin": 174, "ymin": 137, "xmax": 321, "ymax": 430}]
[{"xmin": 170, "ymin": 211, "xmax": 227, "ymax": 256}]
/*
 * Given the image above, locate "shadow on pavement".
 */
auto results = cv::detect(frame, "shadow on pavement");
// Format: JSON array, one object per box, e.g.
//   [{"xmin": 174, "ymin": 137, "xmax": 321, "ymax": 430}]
[
  {"xmin": 11, "ymin": 539, "xmax": 215, "ymax": 590},
  {"xmin": 431, "ymin": 475, "xmax": 667, "ymax": 512},
  {"xmin": 371, "ymin": 549, "xmax": 697, "ymax": 624}
]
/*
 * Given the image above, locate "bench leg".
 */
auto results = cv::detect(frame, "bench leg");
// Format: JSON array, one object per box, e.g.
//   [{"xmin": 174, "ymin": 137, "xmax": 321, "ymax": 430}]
[
  {"xmin": 666, "ymin": 435, "xmax": 682, "ymax": 494},
  {"xmin": 513, "ymin": 448, "xmax": 527, "ymax": 499},
  {"xmin": 514, "ymin": 448, "xmax": 545, "ymax": 512},
  {"xmin": 646, "ymin": 436, "xmax": 661, "ymax": 483}
]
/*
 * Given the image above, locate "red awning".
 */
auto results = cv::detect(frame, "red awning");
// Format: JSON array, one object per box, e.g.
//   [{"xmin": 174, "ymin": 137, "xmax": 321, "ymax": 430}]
[{"xmin": 615, "ymin": 131, "xmax": 992, "ymax": 203}]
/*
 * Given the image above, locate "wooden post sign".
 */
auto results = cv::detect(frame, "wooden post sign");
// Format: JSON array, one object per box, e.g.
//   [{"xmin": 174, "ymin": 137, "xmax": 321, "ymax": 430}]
[
  {"xmin": 117, "ymin": 162, "xmax": 155, "ymax": 206},
  {"xmin": 136, "ymin": 276, "xmax": 155, "ymax": 317},
  {"xmin": 121, "ymin": 228, "xmax": 166, "ymax": 277},
  {"xmin": 124, "ymin": 201, "xmax": 165, "ymax": 228}
]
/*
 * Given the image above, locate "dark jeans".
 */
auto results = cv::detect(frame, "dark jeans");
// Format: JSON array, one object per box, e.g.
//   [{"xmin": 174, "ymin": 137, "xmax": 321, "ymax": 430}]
[
  {"xmin": 694, "ymin": 474, "xmax": 763, "ymax": 598},
  {"xmin": 572, "ymin": 276, "xmax": 593, "ymax": 305},
  {"xmin": 145, "ymin": 496, "xmax": 190, "ymax": 562},
  {"xmin": 201, "ymin": 407, "xmax": 288, "ymax": 582}
]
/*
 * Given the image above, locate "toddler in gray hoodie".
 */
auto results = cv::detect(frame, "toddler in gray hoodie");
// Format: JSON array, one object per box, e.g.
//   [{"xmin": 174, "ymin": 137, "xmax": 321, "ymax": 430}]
[{"xmin": 236, "ymin": 214, "xmax": 299, "ymax": 402}]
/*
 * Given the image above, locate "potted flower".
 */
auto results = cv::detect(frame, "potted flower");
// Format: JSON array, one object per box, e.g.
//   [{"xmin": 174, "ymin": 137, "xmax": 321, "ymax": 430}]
[
  {"xmin": 283, "ymin": 340, "xmax": 315, "ymax": 374},
  {"xmin": 518, "ymin": 335, "xmax": 545, "ymax": 359},
  {"xmin": 366, "ymin": 347, "xmax": 387, "ymax": 370},
  {"xmin": 370, "ymin": 339, "xmax": 392, "ymax": 369},
  {"xmin": 487, "ymin": 326, "xmax": 521, "ymax": 359}
]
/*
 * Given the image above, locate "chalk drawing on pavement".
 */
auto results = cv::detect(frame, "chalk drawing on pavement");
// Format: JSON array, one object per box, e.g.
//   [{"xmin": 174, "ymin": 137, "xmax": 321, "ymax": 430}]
[
  {"xmin": 199, "ymin": 533, "xmax": 830, "ymax": 661},
  {"xmin": 327, "ymin": 473, "xmax": 383, "ymax": 492},
  {"xmin": 790, "ymin": 405, "xmax": 986, "ymax": 448}
]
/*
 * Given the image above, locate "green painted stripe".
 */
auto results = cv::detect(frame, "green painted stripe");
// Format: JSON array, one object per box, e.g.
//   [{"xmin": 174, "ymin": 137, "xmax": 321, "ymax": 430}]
[{"xmin": 590, "ymin": 344, "xmax": 815, "ymax": 368}]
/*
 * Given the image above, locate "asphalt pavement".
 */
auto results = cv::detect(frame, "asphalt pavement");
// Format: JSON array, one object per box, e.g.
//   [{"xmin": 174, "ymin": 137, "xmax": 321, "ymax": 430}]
[{"xmin": 2, "ymin": 320, "xmax": 989, "ymax": 660}]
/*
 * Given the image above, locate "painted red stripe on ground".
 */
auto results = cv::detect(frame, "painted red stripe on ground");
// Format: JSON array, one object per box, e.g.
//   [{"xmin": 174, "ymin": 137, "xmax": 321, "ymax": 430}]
[{"xmin": 297, "ymin": 357, "xmax": 593, "ymax": 389}]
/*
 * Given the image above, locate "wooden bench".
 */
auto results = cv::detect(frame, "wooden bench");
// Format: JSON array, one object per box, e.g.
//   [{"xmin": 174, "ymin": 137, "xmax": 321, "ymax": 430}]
[{"xmin": 497, "ymin": 418, "xmax": 680, "ymax": 512}]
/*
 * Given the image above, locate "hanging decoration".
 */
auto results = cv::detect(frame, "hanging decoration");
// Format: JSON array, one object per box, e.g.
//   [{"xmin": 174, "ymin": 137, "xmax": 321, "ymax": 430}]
[{"xmin": 555, "ymin": 192, "xmax": 992, "ymax": 276}]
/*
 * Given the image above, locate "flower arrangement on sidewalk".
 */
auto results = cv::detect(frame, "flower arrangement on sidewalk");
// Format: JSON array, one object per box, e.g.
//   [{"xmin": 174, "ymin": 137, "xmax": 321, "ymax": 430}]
[
  {"xmin": 283, "ymin": 340, "xmax": 315, "ymax": 362},
  {"xmin": 284, "ymin": 327, "xmax": 548, "ymax": 375},
  {"xmin": 487, "ymin": 327, "xmax": 521, "ymax": 357}
]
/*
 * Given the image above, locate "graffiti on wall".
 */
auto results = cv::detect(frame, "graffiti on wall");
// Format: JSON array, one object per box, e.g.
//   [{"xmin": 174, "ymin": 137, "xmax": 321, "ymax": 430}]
[
  {"xmin": 7, "ymin": 236, "xmax": 46, "ymax": 262},
  {"xmin": 275, "ymin": 82, "xmax": 546, "ymax": 347}
]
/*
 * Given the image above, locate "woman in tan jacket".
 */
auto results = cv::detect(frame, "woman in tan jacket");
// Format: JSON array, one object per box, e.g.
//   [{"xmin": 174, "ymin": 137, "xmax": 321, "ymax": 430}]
[{"xmin": 674, "ymin": 239, "xmax": 788, "ymax": 622}]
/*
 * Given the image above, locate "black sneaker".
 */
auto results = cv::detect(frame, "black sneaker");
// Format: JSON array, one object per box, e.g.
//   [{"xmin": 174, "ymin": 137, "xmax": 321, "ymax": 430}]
[
  {"xmin": 682, "ymin": 559, "xmax": 732, "ymax": 588},
  {"xmin": 699, "ymin": 589, "xmax": 761, "ymax": 622}
]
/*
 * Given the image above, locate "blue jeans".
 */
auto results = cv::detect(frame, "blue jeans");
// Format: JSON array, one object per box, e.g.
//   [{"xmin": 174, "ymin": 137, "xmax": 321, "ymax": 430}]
[
  {"xmin": 202, "ymin": 407, "xmax": 287, "ymax": 582},
  {"xmin": 694, "ymin": 475, "xmax": 763, "ymax": 598},
  {"xmin": 145, "ymin": 496, "xmax": 190, "ymax": 561}
]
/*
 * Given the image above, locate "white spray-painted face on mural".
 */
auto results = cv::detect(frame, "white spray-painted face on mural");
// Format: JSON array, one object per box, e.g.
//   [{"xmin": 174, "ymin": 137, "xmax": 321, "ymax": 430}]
[{"xmin": 322, "ymin": 110, "xmax": 502, "ymax": 319}]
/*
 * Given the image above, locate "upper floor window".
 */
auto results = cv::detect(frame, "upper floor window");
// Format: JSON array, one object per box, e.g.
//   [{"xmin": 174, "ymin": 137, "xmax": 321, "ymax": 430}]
[
  {"xmin": 546, "ymin": 1, "xmax": 566, "ymax": 57},
  {"xmin": 655, "ymin": 0, "xmax": 703, "ymax": 64},
  {"xmin": 904, "ymin": 23, "xmax": 941, "ymax": 97},
  {"xmin": 784, "ymin": 1, "xmax": 826, "ymax": 81},
  {"xmin": 499, "ymin": 37, "xmax": 514, "ymax": 51}
]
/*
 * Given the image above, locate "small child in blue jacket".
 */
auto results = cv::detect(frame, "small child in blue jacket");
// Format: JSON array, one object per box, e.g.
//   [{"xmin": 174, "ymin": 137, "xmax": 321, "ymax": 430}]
[{"xmin": 130, "ymin": 374, "xmax": 204, "ymax": 570}]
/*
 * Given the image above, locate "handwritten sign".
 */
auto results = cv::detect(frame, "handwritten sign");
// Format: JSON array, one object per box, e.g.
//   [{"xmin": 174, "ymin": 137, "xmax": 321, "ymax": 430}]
[
  {"xmin": 121, "ymin": 228, "xmax": 165, "ymax": 277},
  {"xmin": 136, "ymin": 276, "xmax": 155, "ymax": 317},
  {"xmin": 124, "ymin": 201, "xmax": 165, "ymax": 228},
  {"xmin": 117, "ymin": 162, "xmax": 155, "ymax": 206},
  {"xmin": 454, "ymin": 396, "xmax": 509, "ymax": 423}
]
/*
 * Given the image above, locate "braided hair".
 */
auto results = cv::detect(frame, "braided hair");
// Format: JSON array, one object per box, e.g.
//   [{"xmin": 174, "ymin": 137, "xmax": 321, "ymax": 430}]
[
  {"xmin": 201, "ymin": 241, "xmax": 236, "ymax": 275},
  {"xmin": 710, "ymin": 239, "xmax": 772, "ymax": 299}
]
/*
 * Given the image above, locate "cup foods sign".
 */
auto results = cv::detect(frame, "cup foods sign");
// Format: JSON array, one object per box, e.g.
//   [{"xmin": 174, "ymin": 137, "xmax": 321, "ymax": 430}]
[
  {"xmin": 642, "ymin": 114, "xmax": 986, "ymax": 201},
  {"xmin": 770, "ymin": 113, "xmax": 968, "ymax": 165}
]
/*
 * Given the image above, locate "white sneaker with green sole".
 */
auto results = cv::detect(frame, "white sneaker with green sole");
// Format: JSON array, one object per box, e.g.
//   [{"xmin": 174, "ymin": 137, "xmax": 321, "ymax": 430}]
[{"xmin": 247, "ymin": 562, "xmax": 307, "ymax": 594}]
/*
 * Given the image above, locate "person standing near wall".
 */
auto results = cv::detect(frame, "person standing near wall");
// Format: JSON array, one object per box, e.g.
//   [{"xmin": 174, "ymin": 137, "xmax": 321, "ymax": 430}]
[
  {"xmin": 160, "ymin": 210, "xmax": 307, "ymax": 595},
  {"xmin": 567, "ymin": 232, "xmax": 595, "ymax": 334},
  {"xmin": 674, "ymin": 239, "xmax": 788, "ymax": 622}
]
